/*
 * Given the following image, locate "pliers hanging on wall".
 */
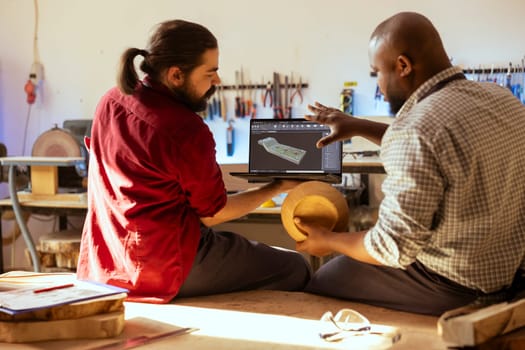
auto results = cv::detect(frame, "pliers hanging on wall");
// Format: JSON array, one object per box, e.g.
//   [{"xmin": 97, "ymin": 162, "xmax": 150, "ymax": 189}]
[
  {"xmin": 262, "ymin": 80, "xmax": 273, "ymax": 107},
  {"xmin": 290, "ymin": 76, "xmax": 303, "ymax": 105}
]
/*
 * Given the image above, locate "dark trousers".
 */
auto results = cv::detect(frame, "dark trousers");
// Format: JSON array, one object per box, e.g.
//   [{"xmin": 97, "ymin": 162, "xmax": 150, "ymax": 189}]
[
  {"xmin": 177, "ymin": 226, "xmax": 312, "ymax": 298},
  {"xmin": 305, "ymin": 255, "xmax": 490, "ymax": 316}
]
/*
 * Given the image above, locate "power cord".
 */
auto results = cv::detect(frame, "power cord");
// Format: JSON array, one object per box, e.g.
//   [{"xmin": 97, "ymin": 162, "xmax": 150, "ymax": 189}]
[{"xmin": 21, "ymin": 104, "xmax": 32, "ymax": 156}]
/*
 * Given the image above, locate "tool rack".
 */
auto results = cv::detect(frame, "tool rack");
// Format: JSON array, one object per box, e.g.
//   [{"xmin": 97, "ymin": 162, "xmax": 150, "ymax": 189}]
[
  {"xmin": 218, "ymin": 83, "xmax": 308, "ymax": 90},
  {"xmin": 370, "ymin": 66, "xmax": 525, "ymax": 77}
]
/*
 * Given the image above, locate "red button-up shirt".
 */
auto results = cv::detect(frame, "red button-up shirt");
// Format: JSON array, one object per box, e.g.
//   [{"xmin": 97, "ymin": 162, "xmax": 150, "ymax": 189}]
[{"xmin": 77, "ymin": 78, "xmax": 227, "ymax": 303}]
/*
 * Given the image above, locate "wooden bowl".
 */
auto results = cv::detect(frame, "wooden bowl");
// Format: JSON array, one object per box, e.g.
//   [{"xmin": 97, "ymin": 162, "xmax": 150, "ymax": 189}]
[{"xmin": 281, "ymin": 181, "xmax": 350, "ymax": 242}]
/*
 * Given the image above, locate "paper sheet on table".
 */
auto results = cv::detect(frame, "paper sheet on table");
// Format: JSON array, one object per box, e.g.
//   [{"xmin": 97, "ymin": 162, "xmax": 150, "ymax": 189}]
[{"xmin": 0, "ymin": 271, "xmax": 127, "ymax": 315}]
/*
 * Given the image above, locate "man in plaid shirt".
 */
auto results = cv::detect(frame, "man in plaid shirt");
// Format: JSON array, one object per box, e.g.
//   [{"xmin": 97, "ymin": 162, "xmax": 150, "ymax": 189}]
[{"xmin": 297, "ymin": 11, "xmax": 525, "ymax": 315}]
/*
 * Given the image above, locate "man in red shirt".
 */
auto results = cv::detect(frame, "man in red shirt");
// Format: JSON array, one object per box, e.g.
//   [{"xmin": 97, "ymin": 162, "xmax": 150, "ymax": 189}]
[{"xmin": 76, "ymin": 20, "xmax": 311, "ymax": 303}]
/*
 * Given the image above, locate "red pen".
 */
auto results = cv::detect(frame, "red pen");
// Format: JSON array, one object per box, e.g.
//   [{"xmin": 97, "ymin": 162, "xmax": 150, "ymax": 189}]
[{"xmin": 33, "ymin": 283, "xmax": 75, "ymax": 294}]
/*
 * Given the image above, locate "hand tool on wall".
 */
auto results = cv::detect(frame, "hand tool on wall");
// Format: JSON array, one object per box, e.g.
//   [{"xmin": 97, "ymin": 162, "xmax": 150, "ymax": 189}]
[
  {"xmin": 512, "ymin": 61, "xmax": 522, "ymax": 100},
  {"xmin": 218, "ymin": 84, "xmax": 227, "ymax": 121},
  {"xmin": 212, "ymin": 92, "xmax": 219, "ymax": 119},
  {"xmin": 506, "ymin": 62, "xmax": 512, "ymax": 91},
  {"xmin": 240, "ymin": 67, "xmax": 247, "ymax": 117},
  {"xmin": 251, "ymin": 83, "xmax": 258, "ymax": 118},
  {"xmin": 475, "ymin": 64, "xmax": 482, "ymax": 82},
  {"xmin": 490, "ymin": 64, "xmax": 496, "ymax": 83},
  {"xmin": 234, "ymin": 71, "xmax": 242, "ymax": 118},
  {"xmin": 207, "ymin": 100, "xmax": 214, "ymax": 120},
  {"xmin": 284, "ymin": 75, "xmax": 290, "ymax": 118},
  {"xmin": 206, "ymin": 89, "xmax": 219, "ymax": 120},
  {"xmin": 290, "ymin": 75, "xmax": 303, "ymax": 105},
  {"xmin": 262, "ymin": 78, "xmax": 273, "ymax": 108},
  {"xmin": 226, "ymin": 119, "xmax": 235, "ymax": 156},
  {"xmin": 273, "ymin": 72, "xmax": 283, "ymax": 119},
  {"xmin": 245, "ymin": 76, "xmax": 253, "ymax": 118}
]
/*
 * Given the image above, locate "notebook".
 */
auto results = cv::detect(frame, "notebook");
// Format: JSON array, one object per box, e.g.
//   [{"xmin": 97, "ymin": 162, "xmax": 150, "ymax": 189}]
[{"xmin": 230, "ymin": 119, "xmax": 342, "ymax": 184}]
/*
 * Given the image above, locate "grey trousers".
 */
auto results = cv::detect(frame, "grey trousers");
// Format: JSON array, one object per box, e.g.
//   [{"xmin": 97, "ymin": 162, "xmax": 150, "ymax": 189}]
[
  {"xmin": 176, "ymin": 225, "xmax": 312, "ymax": 298},
  {"xmin": 305, "ymin": 255, "xmax": 486, "ymax": 316}
]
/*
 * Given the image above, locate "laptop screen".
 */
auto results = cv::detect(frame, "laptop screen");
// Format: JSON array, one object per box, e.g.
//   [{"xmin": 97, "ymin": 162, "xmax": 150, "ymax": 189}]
[{"xmin": 248, "ymin": 119, "xmax": 342, "ymax": 174}]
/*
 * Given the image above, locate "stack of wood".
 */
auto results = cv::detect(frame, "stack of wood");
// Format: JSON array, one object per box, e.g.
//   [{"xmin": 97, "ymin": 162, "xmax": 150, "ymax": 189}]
[
  {"xmin": 438, "ymin": 298, "xmax": 525, "ymax": 348},
  {"xmin": 25, "ymin": 229, "xmax": 81, "ymax": 272},
  {"xmin": 0, "ymin": 271, "xmax": 127, "ymax": 343}
]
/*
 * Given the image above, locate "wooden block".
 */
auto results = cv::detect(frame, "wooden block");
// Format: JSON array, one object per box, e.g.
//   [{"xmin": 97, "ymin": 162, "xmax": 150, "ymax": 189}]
[
  {"xmin": 40, "ymin": 229, "xmax": 82, "ymax": 254},
  {"xmin": 16, "ymin": 191, "xmax": 86, "ymax": 202},
  {"xmin": 438, "ymin": 299, "xmax": 525, "ymax": 346},
  {"xmin": 55, "ymin": 251, "xmax": 80, "ymax": 268},
  {"xmin": 0, "ymin": 271, "xmax": 127, "ymax": 322},
  {"xmin": 24, "ymin": 248, "xmax": 56, "ymax": 268},
  {"xmin": 0, "ymin": 294, "xmax": 125, "ymax": 322},
  {"xmin": 30, "ymin": 165, "xmax": 58, "ymax": 195},
  {"xmin": 0, "ymin": 310, "xmax": 125, "ymax": 343},
  {"xmin": 38, "ymin": 229, "xmax": 82, "ymax": 269}
]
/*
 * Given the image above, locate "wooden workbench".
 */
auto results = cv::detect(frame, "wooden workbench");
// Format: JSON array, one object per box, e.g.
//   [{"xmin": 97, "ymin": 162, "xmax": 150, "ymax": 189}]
[
  {"xmin": 3, "ymin": 290, "xmax": 443, "ymax": 349},
  {"xmin": 3, "ymin": 288, "xmax": 524, "ymax": 349}
]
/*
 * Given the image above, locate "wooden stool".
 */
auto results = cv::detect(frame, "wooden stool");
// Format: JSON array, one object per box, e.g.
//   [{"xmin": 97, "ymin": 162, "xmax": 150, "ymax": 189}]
[{"xmin": 37, "ymin": 229, "xmax": 82, "ymax": 271}]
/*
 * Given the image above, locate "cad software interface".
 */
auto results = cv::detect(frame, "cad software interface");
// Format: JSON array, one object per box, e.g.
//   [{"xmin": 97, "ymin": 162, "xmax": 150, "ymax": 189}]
[{"xmin": 249, "ymin": 119, "xmax": 341, "ymax": 173}]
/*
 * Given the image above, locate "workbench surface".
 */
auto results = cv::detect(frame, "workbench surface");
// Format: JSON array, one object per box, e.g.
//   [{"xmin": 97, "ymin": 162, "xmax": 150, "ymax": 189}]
[
  {"xmin": 5, "ymin": 289, "xmax": 525, "ymax": 349},
  {"xmin": 5, "ymin": 290, "xmax": 444, "ymax": 349}
]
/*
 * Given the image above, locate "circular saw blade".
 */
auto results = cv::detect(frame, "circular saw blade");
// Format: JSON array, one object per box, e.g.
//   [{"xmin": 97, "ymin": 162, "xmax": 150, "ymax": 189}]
[{"xmin": 31, "ymin": 128, "xmax": 82, "ymax": 157}]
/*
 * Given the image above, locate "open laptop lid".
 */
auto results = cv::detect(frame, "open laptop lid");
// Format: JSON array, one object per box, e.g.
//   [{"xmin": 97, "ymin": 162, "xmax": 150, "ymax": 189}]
[{"xmin": 230, "ymin": 119, "xmax": 342, "ymax": 184}]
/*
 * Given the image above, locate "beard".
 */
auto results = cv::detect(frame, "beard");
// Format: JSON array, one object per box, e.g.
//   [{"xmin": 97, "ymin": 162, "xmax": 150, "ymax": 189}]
[
  {"xmin": 388, "ymin": 95, "xmax": 405, "ymax": 115},
  {"xmin": 169, "ymin": 81, "xmax": 216, "ymax": 112},
  {"xmin": 385, "ymin": 79, "xmax": 406, "ymax": 115}
]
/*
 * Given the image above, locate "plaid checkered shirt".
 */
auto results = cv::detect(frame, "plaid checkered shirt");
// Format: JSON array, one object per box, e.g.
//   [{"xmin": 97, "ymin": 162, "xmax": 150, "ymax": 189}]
[{"xmin": 364, "ymin": 66, "xmax": 525, "ymax": 293}]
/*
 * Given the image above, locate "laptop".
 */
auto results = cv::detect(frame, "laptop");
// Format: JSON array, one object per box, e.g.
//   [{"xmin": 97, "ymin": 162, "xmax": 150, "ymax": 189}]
[{"xmin": 230, "ymin": 119, "xmax": 342, "ymax": 184}]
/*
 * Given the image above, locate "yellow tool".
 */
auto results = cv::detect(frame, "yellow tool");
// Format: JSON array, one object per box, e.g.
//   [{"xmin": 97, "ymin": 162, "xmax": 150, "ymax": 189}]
[{"xmin": 260, "ymin": 199, "xmax": 276, "ymax": 208}]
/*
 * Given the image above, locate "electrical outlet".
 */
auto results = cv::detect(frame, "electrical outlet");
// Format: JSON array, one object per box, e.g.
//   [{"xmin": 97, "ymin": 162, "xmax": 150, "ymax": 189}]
[{"xmin": 29, "ymin": 62, "xmax": 44, "ymax": 85}]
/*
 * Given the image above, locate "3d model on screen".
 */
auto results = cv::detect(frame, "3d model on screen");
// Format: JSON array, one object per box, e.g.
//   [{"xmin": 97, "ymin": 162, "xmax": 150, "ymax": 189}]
[{"xmin": 258, "ymin": 137, "xmax": 307, "ymax": 165}]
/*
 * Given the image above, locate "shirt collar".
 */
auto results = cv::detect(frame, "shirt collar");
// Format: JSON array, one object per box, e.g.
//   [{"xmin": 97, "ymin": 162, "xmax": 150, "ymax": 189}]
[
  {"xmin": 142, "ymin": 76, "xmax": 171, "ymax": 96},
  {"xmin": 396, "ymin": 66, "xmax": 464, "ymax": 118}
]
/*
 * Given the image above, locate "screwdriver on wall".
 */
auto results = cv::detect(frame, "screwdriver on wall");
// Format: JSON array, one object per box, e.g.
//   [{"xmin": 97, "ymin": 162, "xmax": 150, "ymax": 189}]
[
  {"xmin": 218, "ymin": 85, "xmax": 227, "ymax": 121},
  {"xmin": 251, "ymin": 83, "xmax": 257, "ymax": 118},
  {"xmin": 284, "ymin": 75, "xmax": 290, "ymax": 118},
  {"xmin": 226, "ymin": 119, "xmax": 235, "ymax": 156},
  {"xmin": 235, "ymin": 71, "xmax": 242, "ymax": 117},
  {"xmin": 273, "ymin": 72, "xmax": 283, "ymax": 119},
  {"xmin": 240, "ymin": 67, "xmax": 248, "ymax": 117},
  {"xmin": 245, "ymin": 77, "xmax": 254, "ymax": 118}
]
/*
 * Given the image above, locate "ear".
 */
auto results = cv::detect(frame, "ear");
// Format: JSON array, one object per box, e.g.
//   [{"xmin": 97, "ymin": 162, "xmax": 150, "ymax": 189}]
[
  {"xmin": 166, "ymin": 66, "xmax": 184, "ymax": 87},
  {"xmin": 395, "ymin": 54, "xmax": 413, "ymax": 77}
]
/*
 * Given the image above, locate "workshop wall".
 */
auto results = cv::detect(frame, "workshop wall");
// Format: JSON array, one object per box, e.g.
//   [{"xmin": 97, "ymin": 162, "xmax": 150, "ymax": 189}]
[
  {"xmin": 0, "ymin": 0, "xmax": 524, "ymax": 268},
  {"xmin": 1, "ymin": 0, "xmax": 525, "ymax": 164}
]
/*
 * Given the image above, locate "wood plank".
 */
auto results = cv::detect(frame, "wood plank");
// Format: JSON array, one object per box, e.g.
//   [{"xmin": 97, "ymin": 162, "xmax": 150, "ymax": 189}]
[
  {"xmin": 0, "ymin": 197, "xmax": 87, "ymax": 209},
  {"xmin": 31, "ymin": 165, "xmax": 58, "ymax": 195},
  {"xmin": 0, "ymin": 294, "xmax": 125, "ymax": 322},
  {"xmin": 0, "ymin": 310, "xmax": 125, "ymax": 343},
  {"xmin": 438, "ymin": 299, "xmax": 525, "ymax": 346},
  {"xmin": 40, "ymin": 229, "xmax": 82, "ymax": 253},
  {"xmin": 16, "ymin": 191, "xmax": 86, "ymax": 202},
  {"xmin": 0, "ymin": 157, "xmax": 84, "ymax": 166}
]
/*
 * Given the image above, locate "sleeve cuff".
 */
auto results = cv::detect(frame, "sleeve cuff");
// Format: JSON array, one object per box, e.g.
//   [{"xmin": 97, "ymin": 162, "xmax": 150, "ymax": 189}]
[{"xmin": 364, "ymin": 228, "xmax": 404, "ymax": 268}]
